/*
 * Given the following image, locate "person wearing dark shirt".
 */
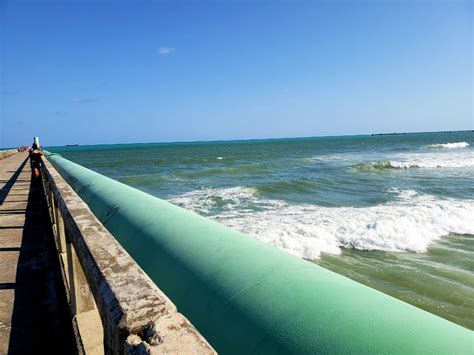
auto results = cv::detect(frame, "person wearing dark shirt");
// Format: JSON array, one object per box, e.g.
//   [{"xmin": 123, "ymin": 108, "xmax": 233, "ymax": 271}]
[{"xmin": 29, "ymin": 143, "xmax": 44, "ymax": 178}]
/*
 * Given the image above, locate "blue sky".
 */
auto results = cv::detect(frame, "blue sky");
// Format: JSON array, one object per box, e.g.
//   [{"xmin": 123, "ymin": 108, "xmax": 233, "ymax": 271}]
[{"xmin": 1, "ymin": 0, "xmax": 472, "ymax": 147}]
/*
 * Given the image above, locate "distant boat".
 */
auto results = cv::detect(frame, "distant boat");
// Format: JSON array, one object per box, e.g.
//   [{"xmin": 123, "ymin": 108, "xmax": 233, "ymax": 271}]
[{"xmin": 66, "ymin": 144, "xmax": 79, "ymax": 147}]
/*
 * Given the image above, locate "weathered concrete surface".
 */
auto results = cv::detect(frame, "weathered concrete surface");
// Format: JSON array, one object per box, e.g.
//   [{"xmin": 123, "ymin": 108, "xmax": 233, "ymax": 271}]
[
  {"xmin": 0, "ymin": 153, "xmax": 73, "ymax": 354},
  {"xmin": 0, "ymin": 150, "xmax": 17, "ymax": 161},
  {"xmin": 42, "ymin": 157, "xmax": 215, "ymax": 354}
]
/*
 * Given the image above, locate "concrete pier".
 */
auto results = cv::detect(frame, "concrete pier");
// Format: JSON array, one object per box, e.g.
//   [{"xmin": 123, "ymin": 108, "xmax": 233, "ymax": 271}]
[
  {"xmin": 0, "ymin": 152, "xmax": 73, "ymax": 353},
  {"xmin": 0, "ymin": 152, "xmax": 213, "ymax": 354},
  {"xmin": 0, "ymin": 151, "xmax": 214, "ymax": 354}
]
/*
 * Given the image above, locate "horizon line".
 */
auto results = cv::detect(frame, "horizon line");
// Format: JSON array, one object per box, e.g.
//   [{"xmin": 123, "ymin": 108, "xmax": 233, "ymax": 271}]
[{"xmin": 2, "ymin": 128, "xmax": 473, "ymax": 150}]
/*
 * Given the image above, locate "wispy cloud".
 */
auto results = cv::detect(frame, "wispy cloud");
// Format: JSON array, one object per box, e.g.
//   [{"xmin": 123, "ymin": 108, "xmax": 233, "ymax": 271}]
[
  {"xmin": 72, "ymin": 97, "xmax": 99, "ymax": 104},
  {"xmin": 53, "ymin": 110, "xmax": 68, "ymax": 116},
  {"xmin": 159, "ymin": 47, "xmax": 175, "ymax": 55}
]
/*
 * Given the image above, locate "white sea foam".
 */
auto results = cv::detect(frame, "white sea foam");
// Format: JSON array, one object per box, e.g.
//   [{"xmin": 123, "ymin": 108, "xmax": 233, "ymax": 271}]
[
  {"xmin": 169, "ymin": 186, "xmax": 285, "ymax": 213},
  {"xmin": 302, "ymin": 155, "xmax": 349, "ymax": 163},
  {"xmin": 360, "ymin": 150, "xmax": 474, "ymax": 169},
  {"xmin": 169, "ymin": 186, "xmax": 474, "ymax": 259},
  {"xmin": 426, "ymin": 142, "xmax": 470, "ymax": 149}
]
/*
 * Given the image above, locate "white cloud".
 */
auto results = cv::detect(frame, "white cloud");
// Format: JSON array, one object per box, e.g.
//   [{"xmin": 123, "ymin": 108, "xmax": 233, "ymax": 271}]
[
  {"xmin": 72, "ymin": 97, "xmax": 99, "ymax": 103},
  {"xmin": 159, "ymin": 47, "xmax": 175, "ymax": 55}
]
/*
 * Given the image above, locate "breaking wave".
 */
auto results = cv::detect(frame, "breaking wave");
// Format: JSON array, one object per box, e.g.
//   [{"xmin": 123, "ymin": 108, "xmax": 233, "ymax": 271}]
[
  {"xmin": 168, "ymin": 186, "xmax": 474, "ymax": 260},
  {"xmin": 425, "ymin": 142, "xmax": 470, "ymax": 149},
  {"xmin": 355, "ymin": 151, "xmax": 474, "ymax": 170}
]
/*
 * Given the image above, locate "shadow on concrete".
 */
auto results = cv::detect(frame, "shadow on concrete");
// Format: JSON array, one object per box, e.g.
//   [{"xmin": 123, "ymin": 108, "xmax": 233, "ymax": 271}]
[
  {"xmin": 0, "ymin": 180, "xmax": 30, "ymax": 184},
  {"xmin": 7, "ymin": 176, "xmax": 74, "ymax": 354},
  {"xmin": 0, "ymin": 159, "xmax": 28, "ymax": 205},
  {"xmin": 0, "ymin": 248, "xmax": 21, "ymax": 252}
]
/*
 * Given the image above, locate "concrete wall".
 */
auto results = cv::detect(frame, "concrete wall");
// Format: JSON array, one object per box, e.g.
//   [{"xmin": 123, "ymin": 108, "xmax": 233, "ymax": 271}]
[
  {"xmin": 0, "ymin": 150, "xmax": 17, "ymax": 160},
  {"xmin": 40, "ymin": 158, "xmax": 215, "ymax": 354}
]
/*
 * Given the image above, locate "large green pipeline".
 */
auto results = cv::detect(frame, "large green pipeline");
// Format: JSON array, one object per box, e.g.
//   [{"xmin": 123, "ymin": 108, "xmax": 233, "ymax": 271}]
[{"xmin": 46, "ymin": 153, "xmax": 472, "ymax": 354}]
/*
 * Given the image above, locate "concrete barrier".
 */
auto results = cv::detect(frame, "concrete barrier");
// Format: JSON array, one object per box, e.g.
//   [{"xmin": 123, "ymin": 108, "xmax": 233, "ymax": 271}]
[
  {"xmin": 0, "ymin": 149, "xmax": 18, "ymax": 160},
  {"xmin": 40, "ymin": 157, "xmax": 215, "ymax": 354},
  {"xmin": 46, "ymin": 152, "xmax": 472, "ymax": 354}
]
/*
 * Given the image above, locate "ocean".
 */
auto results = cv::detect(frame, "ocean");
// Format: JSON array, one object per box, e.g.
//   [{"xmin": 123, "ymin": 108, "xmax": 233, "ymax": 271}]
[{"xmin": 49, "ymin": 131, "xmax": 474, "ymax": 329}]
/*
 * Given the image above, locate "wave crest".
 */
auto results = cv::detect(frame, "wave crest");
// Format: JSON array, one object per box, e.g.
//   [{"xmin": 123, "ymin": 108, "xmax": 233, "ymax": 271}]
[
  {"xmin": 426, "ymin": 142, "xmax": 470, "ymax": 149},
  {"xmin": 168, "ymin": 187, "xmax": 474, "ymax": 259},
  {"xmin": 355, "ymin": 151, "xmax": 474, "ymax": 170},
  {"xmin": 355, "ymin": 160, "xmax": 398, "ymax": 169}
]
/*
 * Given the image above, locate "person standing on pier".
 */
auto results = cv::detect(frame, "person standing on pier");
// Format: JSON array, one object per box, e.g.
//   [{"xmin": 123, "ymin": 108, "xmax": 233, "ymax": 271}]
[{"xmin": 29, "ymin": 143, "xmax": 44, "ymax": 178}]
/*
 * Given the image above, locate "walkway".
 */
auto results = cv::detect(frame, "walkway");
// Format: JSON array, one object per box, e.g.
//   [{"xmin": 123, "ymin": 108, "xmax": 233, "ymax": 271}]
[{"xmin": 0, "ymin": 153, "xmax": 73, "ymax": 354}]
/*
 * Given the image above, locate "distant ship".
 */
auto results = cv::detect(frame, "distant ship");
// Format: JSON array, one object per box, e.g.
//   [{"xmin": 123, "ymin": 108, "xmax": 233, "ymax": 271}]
[{"xmin": 66, "ymin": 144, "xmax": 79, "ymax": 147}]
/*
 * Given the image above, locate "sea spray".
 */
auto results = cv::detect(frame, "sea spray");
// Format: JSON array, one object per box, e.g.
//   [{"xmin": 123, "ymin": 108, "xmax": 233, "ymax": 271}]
[
  {"xmin": 425, "ymin": 142, "xmax": 470, "ymax": 149},
  {"xmin": 355, "ymin": 150, "xmax": 474, "ymax": 169},
  {"xmin": 169, "ymin": 187, "xmax": 474, "ymax": 259}
]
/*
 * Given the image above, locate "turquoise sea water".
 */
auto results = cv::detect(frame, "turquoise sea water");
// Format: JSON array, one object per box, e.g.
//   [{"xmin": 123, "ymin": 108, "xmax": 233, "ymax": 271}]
[{"xmin": 50, "ymin": 132, "xmax": 474, "ymax": 329}]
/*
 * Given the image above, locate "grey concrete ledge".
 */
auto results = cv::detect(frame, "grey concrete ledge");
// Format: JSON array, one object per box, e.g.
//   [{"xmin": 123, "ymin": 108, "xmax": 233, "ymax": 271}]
[{"xmin": 41, "ymin": 158, "xmax": 215, "ymax": 354}]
